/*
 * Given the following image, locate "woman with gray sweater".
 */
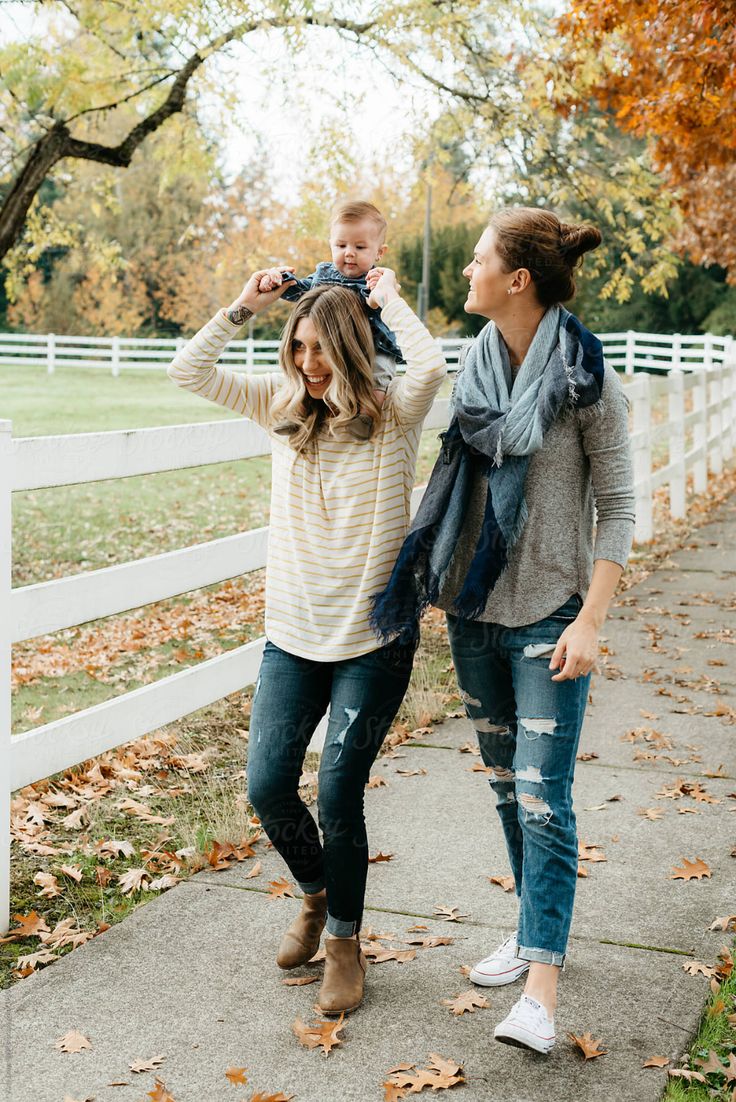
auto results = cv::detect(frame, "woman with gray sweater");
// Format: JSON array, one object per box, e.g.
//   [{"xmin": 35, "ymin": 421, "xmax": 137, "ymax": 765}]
[{"xmin": 372, "ymin": 207, "xmax": 635, "ymax": 1054}]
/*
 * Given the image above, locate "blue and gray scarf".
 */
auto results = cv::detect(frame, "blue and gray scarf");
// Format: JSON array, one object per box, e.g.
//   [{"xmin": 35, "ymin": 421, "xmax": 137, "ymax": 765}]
[{"xmin": 370, "ymin": 305, "xmax": 605, "ymax": 643}]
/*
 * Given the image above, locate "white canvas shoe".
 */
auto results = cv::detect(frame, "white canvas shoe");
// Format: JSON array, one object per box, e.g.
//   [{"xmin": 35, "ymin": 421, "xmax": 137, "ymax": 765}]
[
  {"xmin": 494, "ymin": 994, "xmax": 556, "ymax": 1054},
  {"xmin": 469, "ymin": 931, "xmax": 530, "ymax": 987}
]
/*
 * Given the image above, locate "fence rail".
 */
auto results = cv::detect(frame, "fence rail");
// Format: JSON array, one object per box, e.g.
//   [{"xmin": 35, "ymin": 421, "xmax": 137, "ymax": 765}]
[
  {"xmin": 2, "ymin": 344, "xmax": 736, "ymax": 932},
  {"xmin": 0, "ymin": 328, "xmax": 733, "ymax": 374}
]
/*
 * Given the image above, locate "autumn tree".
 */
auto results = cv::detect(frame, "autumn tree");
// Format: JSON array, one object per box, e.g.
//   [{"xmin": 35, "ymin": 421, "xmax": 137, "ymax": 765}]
[{"xmin": 559, "ymin": 0, "xmax": 736, "ymax": 280}]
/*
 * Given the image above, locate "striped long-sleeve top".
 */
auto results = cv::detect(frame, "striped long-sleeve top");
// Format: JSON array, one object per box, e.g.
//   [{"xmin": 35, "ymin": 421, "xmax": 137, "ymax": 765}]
[{"xmin": 167, "ymin": 297, "xmax": 447, "ymax": 660}]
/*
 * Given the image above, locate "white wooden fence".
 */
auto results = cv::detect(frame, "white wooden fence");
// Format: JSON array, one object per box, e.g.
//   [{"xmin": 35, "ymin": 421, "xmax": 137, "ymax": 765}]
[
  {"xmin": 2, "ymin": 348, "xmax": 736, "ymax": 933},
  {"xmin": 0, "ymin": 329, "xmax": 733, "ymax": 374}
]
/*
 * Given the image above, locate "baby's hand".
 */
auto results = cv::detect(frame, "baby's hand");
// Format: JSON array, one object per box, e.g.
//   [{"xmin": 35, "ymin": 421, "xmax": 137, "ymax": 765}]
[
  {"xmin": 366, "ymin": 267, "xmax": 401, "ymax": 309},
  {"xmin": 258, "ymin": 266, "xmax": 293, "ymax": 293}
]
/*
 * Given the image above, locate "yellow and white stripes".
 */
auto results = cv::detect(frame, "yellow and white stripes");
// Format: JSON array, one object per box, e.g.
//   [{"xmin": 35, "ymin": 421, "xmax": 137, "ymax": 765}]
[{"xmin": 168, "ymin": 297, "xmax": 446, "ymax": 660}]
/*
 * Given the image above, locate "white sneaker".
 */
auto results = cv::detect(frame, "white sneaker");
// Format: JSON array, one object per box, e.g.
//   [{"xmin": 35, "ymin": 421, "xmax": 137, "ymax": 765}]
[
  {"xmin": 494, "ymin": 994, "xmax": 556, "ymax": 1054},
  {"xmin": 470, "ymin": 931, "xmax": 529, "ymax": 987}
]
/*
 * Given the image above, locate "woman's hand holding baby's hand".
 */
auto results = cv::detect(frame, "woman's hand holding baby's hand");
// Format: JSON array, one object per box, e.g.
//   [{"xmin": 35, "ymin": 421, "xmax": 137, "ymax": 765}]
[
  {"xmin": 366, "ymin": 267, "xmax": 401, "ymax": 309},
  {"xmin": 227, "ymin": 267, "xmax": 295, "ymax": 315}
]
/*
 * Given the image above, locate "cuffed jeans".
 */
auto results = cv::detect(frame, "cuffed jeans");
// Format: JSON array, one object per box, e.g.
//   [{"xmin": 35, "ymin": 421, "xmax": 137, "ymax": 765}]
[
  {"xmin": 447, "ymin": 595, "xmax": 590, "ymax": 966},
  {"xmin": 246, "ymin": 638, "xmax": 415, "ymax": 937}
]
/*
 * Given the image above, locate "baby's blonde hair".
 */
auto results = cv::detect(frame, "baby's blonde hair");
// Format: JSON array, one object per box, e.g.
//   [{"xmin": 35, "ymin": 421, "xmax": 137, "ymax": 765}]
[
  {"xmin": 270, "ymin": 285, "xmax": 382, "ymax": 453},
  {"xmin": 330, "ymin": 199, "xmax": 387, "ymax": 243}
]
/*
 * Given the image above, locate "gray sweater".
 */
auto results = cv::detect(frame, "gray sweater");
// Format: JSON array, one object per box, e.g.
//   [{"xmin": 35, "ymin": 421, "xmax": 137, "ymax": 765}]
[{"xmin": 434, "ymin": 362, "xmax": 635, "ymax": 628}]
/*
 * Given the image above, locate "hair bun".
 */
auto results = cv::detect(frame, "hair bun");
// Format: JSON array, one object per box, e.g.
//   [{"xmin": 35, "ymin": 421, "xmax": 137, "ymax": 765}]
[{"xmin": 559, "ymin": 222, "xmax": 602, "ymax": 262}]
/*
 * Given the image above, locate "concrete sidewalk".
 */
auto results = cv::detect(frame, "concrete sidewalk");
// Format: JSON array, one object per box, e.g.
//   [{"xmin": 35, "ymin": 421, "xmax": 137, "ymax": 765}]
[{"xmin": 3, "ymin": 494, "xmax": 735, "ymax": 1102}]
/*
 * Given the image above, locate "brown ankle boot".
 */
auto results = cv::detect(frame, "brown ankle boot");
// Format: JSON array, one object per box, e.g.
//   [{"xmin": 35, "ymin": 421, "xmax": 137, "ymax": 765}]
[
  {"xmin": 276, "ymin": 892, "xmax": 327, "ymax": 969},
  {"xmin": 317, "ymin": 936, "xmax": 367, "ymax": 1015}
]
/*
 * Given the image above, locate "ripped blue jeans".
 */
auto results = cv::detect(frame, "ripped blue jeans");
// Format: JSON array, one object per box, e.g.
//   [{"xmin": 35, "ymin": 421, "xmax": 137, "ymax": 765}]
[
  {"xmin": 247, "ymin": 638, "xmax": 415, "ymax": 936},
  {"xmin": 447, "ymin": 595, "xmax": 590, "ymax": 967}
]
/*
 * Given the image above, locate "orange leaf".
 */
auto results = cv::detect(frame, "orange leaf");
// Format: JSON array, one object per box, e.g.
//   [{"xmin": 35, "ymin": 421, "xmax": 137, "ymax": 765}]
[
  {"xmin": 224, "ymin": 1067, "xmax": 248, "ymax": 1084},
  {"xmin": 292, "ymin": 1013, "xmax": 346, "ymax": 1055},
  {"xmin": 267, "ymin": 878, "xmax": 296, "ymax": 900},
  {"xmin": 441, "ymin": 990, "xmax": 490, "ymax": 1016},
  {"xmin": 642, "ymin": 1055, "xmax": 670, "ymax": 1068},
  {"xmin": 568, "ymin": 1031, "xmax": 608, "ymax": 1060},
  {"xmin": 669, "ymin": 857, "xmax": 712, "ymax": 881}
]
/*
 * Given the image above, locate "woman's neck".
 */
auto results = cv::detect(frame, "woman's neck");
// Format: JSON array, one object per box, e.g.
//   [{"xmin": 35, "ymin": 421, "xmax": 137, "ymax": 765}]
[{"xmin": 494, "ymin": 302, "xmax": 547, "ymax": 370}]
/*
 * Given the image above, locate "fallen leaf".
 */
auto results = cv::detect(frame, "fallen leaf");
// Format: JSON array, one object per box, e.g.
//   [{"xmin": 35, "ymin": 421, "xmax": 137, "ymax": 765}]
[
  {"xmin": 282, "ymin": 975, "xmax": 319, "ymax": 986},
  {"xmin": 118, "ymin": 868, "xmax": 151, "ymax": 895},
  {"xmin": 54, "ymin": 1029, "xmax": 92, "ymax": 1054},
  {"xmin": 245, "ymin": 860, "xmax": 262, "ymax": 879},
  {"xmin": 487, "ymin": 875, "xmax": 515, "ymax": 892},
  {"xmin": 34, "ymin": 872, "xmax": 62, "ymax": 898},
  {"xmin": 267, "ymin": 878, "xmax": 296, "ymax": 900},
  {"xmin": 642, "ymin": 1055, "xmax": 670, "ymax": 1068},
  {"xmin": 8, "ymin": 911, "xmax": 50, "ymax": 939},
  {"xmin": 441, "ymin": 991, "xmax": 490, "ymax": 1016},
  {"xmin": 147, "ymin": 1082, "xmax": 177, "ymax": 1102},
  {"xmin": 130, "ymin": 1055, "xmax": 166, "ymax": 1073},
  {"xmin": 709, "ymin": 915, "xmax": 736, "ymax": 932},
  {"xmin": 396, "ymin": 768, "xmax": 428, "ymax": 777},
  {"xmin": 292, "ymin": 1013, "xmax": 346, "ymax": 1055},
  {"xmin": 670, "ymin": 858, "xmax": 712, "ymax": 881},
  {"xmin": 568, "ymin": 1031, "xmax": 608, "ymax": 1060},
  {"xmin": 58, "ymin": 864, "xmax": 83, "ymax": 882},
  {"xmin": 367, "ymin": 776, "xmax": 388, "ymax": 788},
  {"xmin": 362, "ymin": 945, "xmax": 416, "ymax": 964},
  {"xmin": 638, "ymin": 808, "xmax": 665, "ymax": 821},
  {"xmin": 668, "ymin": 1069, "xmax": 707, "ymax": 1083},
  {"xmin": 369, "ymin": 852, "xmax": 394, "ymax": 863},
  {"xmin": 682, "ymin": 960, "xmax": 717, "ymax": 978},
  {"xmin": 434, "ymin": 906, "xmax": 469, "ymax": 922},
  {"xmin": 225, "ymin": 1067, "xmax": 248, "ymax": 1084},
  {"xmin": 249, "ymin": 1093, "xmax": 294, "ymax": 1102}
]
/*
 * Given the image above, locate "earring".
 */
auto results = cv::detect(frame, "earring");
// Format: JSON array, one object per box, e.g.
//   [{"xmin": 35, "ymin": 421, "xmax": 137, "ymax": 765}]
[{"xmin": 507, "ymin": 289, "xmax": 512, "ymax": 295}]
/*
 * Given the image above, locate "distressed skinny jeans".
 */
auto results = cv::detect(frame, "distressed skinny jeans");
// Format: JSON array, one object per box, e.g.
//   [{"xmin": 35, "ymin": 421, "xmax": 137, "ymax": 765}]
[
  {"xmin": 246, "ymin": 638, "xmax": 415, "ymax": 937},
  {"xmin": 447, "ymin": 596, "xmax": 590, "ymax": 967}
]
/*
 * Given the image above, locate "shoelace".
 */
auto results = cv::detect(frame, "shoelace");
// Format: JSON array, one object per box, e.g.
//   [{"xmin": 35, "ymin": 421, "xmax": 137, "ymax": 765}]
[
  {"xmin": 495, "ymin": 932, "xmax": 518, "ymax": 959},
  {"xmin": 516, "ymin": 995, "xmax": 553, "ymax": 1030}
]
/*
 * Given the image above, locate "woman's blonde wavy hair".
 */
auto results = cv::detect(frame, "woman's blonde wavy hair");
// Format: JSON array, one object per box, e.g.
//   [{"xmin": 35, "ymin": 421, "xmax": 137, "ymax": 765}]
[{"xmin": 270, "ymin": 285, "xmax": 382, "ymax": 453}]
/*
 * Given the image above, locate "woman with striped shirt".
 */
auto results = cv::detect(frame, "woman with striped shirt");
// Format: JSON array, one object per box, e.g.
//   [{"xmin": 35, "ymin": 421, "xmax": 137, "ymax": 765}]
[{"xmin": 168, "ymin": 266, "xmax": 446, "ymax": 1015}]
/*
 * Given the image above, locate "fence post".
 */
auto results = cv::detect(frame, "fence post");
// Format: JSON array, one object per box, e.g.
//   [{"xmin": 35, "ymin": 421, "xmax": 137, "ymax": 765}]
[
  {"xmin": 672, "ymin": 333, "xmax": 682, "ymax": 371},
  {"xmin": 692, "ymin": 371, "xmax": 708, "ymax": 493},
  {"xmin": 111, "ymin": 336, "xmax": 121, "ymax": 378},
  {"xmin": 0, "ymin": 420, "xmax": 12, "ymax": 934},
  {"xmin": 632, "ymin": 373, "xmax": 653, "ymax": 542},
  {"xmin": 624, "ymin": 330, "xmax": 636, "ymax": 375},
  {"xmin": 47, "ymin": 333, "xmax": 56, "ymax": 376},
  {"xmin": 703, "ymin": 332, "xmax": 714, "ymax": 372},
  {"xmin": 709, "ymin": 368, "xmax": 723, "ymax": 474},
  {"xmin": 667, "ymin": 370, "xmax": 686, "ymax": 519},
  {"xmin": 721, "ymin": 353, "xmax": 734, "ymax": 462}
]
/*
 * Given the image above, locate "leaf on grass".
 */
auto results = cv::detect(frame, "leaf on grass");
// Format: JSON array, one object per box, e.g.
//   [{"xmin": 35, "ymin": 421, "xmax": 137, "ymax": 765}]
[
  {"xmin": 118, "ymin": 868, "xmax": 151, "ymax": 895},
  {"xmin": 670, "ymin": 857, "xmax": 712, "ymax": 881},
  {"xmin": 668, "ymin": 1068, "xmax": 707, "ymax": 1083},
  {"xmin": 16, "ymin": 948, "xmax": 58, "ymax": 971},
  {"xmin": 642, "ymin": 1055, "xmax": 670, "ymax": 1068},
  {"xmin": 42, "ymin": 919, "xmax": 94, "ymax": 950},
  {"xmin": 57, "ymin": 864, "xmax": 83, "ymax": 883},
  {"xmin": 441, "ymin": 991, "xmax": 490, "ymax": 1016},
  {"xmin": 96, "ymin": 838, "xmax": 136, "ymax": 859},
  {"xmin": 292, "ymin": 1012, "xmax": 346, "ymax": 1056},
  {"xmin": 693, "ymin": 1049, "xmax": 726, "ymax": 1075},
  {"xmin": 224, "ymin": 1066, "xmax": 248, "ymax": 1084},
  {"xmin": 283, "ymin": 975, "xmax": 319, "ymax": 986},
  {"xmin": 368, "ymin": 852, "xmax": 395, "ymax": 863},
  {"xmin": 54, "ymin": 1029, "xmax": 92, "ymax": 1054},
  {"xmin": 9, "ymin": 911, "xmax": 50, "ymax": 939},
  {"xmin": 34, "ymin": 872, "xmax": 62, "ymax": 898},
  {"xmin": 267, "ymin": 878, "xmax": 295, "ymax": 900},
  {"xmin": 434, "ymin": 906, "xmax": 469, "ymax": 923},
  {"xmin": 568, "ymin": 1031, "xmax": 608, "ymax": 1060},
  {"xmin": 148, "ymin": 874, "xmax": 180, "ymax": 892},
  {"xmin": 130, "ymin": 1054, "xmax": 166, "ymax": 1073},
  {"xmin": 487, "ymin": 875, "xmax": 515, "ymax": 892},
  {"xmin": 683, "ymin": 960, "xmax": 717, "ymax": 977},
  {"xmin": 117, "ymin": 799, "xmax": 175, "ymax": 826}
]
